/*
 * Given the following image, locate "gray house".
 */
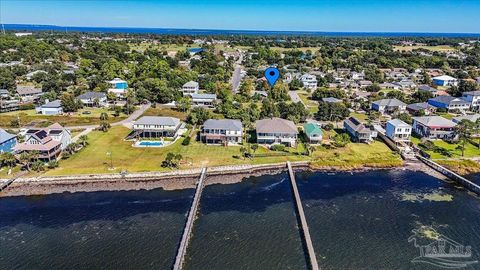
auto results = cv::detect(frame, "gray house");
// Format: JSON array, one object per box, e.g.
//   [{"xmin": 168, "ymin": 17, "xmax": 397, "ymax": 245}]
[
  {"xmin": 371, "ymin": 99, "xmax": 407, "ymax": 115},
  {"xmin": 200, "ymin": 119, "xmax": 243, "ymax": 146},
  {"xmin": 256, "ymin": 117, "xmax": 298, "ymax": 147},
  {"xmin": 344, "ymin": 117, "xmax": 378, "ymax": 143}
]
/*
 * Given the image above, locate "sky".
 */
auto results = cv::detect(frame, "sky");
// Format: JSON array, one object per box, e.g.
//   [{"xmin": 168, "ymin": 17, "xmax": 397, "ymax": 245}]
[{"xmin": 1, "ymin": 0, "xmax": 479, "ymax": 33}]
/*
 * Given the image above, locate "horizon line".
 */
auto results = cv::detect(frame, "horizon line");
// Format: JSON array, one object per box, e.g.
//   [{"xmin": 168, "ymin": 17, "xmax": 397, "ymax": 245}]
[{"xmin": 4, "ymin": 23, "xmax": 480, "ymax": 36}]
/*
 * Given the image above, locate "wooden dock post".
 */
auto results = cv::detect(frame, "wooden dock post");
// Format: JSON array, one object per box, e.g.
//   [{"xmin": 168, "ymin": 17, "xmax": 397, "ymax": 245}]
[
  {"xmin": 172, "ymin": 167, "xmax": 207, "ymax": 270},
  {"xmin": 287, "ymin": 162, "xmax": 319, "ymax": 270}
]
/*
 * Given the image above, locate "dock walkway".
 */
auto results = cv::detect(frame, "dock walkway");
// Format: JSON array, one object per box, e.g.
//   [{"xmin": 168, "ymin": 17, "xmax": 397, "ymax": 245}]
[
  {"xmin": 287, "ymin": 162, "xmax": 319, "ymax": 270},
  {"xmin": 172, "ymin": 167, "xmax": 207, "ymax": 270}
]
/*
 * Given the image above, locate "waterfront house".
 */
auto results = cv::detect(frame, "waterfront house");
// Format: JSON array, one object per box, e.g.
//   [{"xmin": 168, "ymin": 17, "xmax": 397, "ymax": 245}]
[
  {"xmin": 256, "ymin": 117, "xmax": 298, "ymax": 147},
  {"xmin": 131, "ymin": 116, "xmax": 183, "ymax": 139},
  {"xmin": 38, "ymin": 100, "xmax": 63, "ymax": 115},
  {"xmin": 432, "ymin": 75, "xmax": 458, "ymax": 87},
  {"xmin": 303, "ymin": 123, "xmax": 323, "ymax": 143},
  {"xmin": 16, "ymin": 86, "xmax": 43, "ymax": 102},
  {"xmin": 182, "ymin": 81, "xmax": 199, "ymax": 96},
  {"xmin": 427, "ymin": 96, "xmax": 470, "ymax": 112},
  {"xmin": 200, "ymin": 119, "xmax": 243, "ymax": 146},
  {"xmin": 77, "ymin": 91, "xmax": 107, "ymax": 107},
  {"xmin": 0, "ymin": 129, "xmax": 17, "ymax": 153},
  {"xmin": 107, "ymin": 78, "xmax": 128, "ymax": 98},
  {"xmin": 406, "ymin": 102, "xmax": 436, "ymax": 115},
  {"xmin": 344, "ymin": 117, "xmax": 377, "ymax": 143},
  {"xmin": 300, "ymin": 74, "xmax": 318, "ymax": 90},
  {"xmin": 462, "ymin": 91, "xmax": 480, "ymax": 112},
  {"xmin": 386, "ymin": 119, "xmax": 412, "ymax": 143},
  {"xmin": 14, "ymin": 123, "xmax": 71, "ymax": 160},
  {"xmin": 412, "ymin": 116, "xmax": 457, "ymax": 140},
  {"xmin": 371, "ymin": 99, "xmax": 407, "ymax": 115},
  {"xmin": 191, "ymin": 93, "xmax": 216, "ymax": 107}
]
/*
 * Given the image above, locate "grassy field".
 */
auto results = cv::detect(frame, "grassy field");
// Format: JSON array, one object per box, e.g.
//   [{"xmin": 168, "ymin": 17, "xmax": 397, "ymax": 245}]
[
  {"xmin": 44, "ymin": 126, "xmax": 309, "ymax": 176},
  {"xmin": 435, "ymin": 159, "xmax": 480, "ymax": 175},
  {"xmin": 0, "ymin": 109, "xmax": 127, "ymax": 128},
  {"xmin": 393, "ymin": 45, "xmax": 456, "ymax": 52},
  {"xmin": 296, "ymin": 90, "xmax": 319, "ymax": 113},
  {"xmin": 41, "ymin": 124, "xmax": 403, "ymax": 176},
  {"xmin": 412, "ymin": 137, "xmax": 480, "ymax": 159},
  {"xmin": 141, "ymin": 106, "xmax": 188, "ymax": 120},
  {"xmin": 310, "ymin": 141, "xmax": 402, "ymax": 169}
]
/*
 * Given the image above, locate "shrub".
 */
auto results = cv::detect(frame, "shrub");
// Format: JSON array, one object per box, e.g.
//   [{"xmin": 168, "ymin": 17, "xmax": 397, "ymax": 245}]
[
  {"xmin": 19, "ymin": 103, "xmax": 35, "ymax": 110},
  {"xmin": 182, "ymin": 136, "xmax": 191, "ymax": 146},
  {"xmin": 47, "ymin": 160, "xmax": 59, "ymax": 169},
  {"xmin": 271, "ymin": 144, "xmax": 286, "ymax": 151}
]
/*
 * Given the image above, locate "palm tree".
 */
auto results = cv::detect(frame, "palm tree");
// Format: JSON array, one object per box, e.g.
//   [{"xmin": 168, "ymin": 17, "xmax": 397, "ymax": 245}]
[
  {"xmin": 19, "ymin": 152, "xmax": 32, "ymax": 171},
  {"xmin": 99, "ymin": 112, "xmax": 109, "ymax": 121},
  {"xmin": 78, "ymin": 135, "xmax": 89, "ymax": 147},
  {"xmin": 456, "ymin": 119, "xmax": 473, "ymax": 157},
  {"xmin": 0, "ymin": 152, "xmax": 16, "ymax": 170}
]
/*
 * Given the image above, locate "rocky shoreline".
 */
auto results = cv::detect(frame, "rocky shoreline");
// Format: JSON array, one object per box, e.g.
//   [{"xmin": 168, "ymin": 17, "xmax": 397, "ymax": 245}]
[{"xmin": 0, "ymin": 161, "xmax": 447, "ymax": 197}]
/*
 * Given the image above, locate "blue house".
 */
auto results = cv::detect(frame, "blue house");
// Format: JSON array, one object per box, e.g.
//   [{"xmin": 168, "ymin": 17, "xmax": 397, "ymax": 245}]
[
  {"xmin": 0, "ymin": 128, "xmax": 17, "ymax": 153},
  {"xmin": 432, "ymin": 75, "xmax": 458, "ymax": 87},
  {"xmin": 427, "ymin": 96, "xmax": 470, "ymax": 112}
]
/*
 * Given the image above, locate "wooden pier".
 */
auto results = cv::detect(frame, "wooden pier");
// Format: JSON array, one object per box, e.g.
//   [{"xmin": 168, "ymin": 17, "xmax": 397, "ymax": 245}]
[
  {"xmin": 0, "ymin": 178, "xmax": 16, "ymax": 192},
  {"xmin": 287, "ymin": 162, "xmax": 319, "ymax": 270},
  {"xmin": 172, "ymin": 167, "xmax": 207, "ymax": 270}
]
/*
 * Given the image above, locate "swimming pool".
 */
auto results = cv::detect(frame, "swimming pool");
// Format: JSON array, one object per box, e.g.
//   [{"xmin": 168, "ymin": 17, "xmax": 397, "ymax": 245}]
[{"xmin": 135, "ymin": 141, "xmax": 164, "ymax": 147}]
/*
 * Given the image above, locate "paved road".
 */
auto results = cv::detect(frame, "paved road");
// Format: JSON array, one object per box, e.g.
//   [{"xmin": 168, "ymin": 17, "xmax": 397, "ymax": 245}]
[
  {"xmin": 288, "ymin": 91, "xmax": 304, "ymax": 104},
  {"xmin": 231, "ymin": 53, "xmax": 244, "ymax": 93}
]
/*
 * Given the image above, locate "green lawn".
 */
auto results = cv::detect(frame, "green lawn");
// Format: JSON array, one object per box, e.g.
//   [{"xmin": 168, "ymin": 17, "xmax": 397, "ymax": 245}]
[
  {"xmin": 142, "ymin": 106, "xmax": 188, "ymax": 120},
  {"xmin": 412, "ymin": 137, "xmax": 480, "ymax": 159},
  {"xmin": 310, "ymin": 141, "xmax": 403, "ymax": 169},
  {"xmin": 297, "ymin": 90, "xmax": 319, "ymax": 114},
  {"xmin": 44, "ymin": 126, "xmax": 309, "ymax": 176},
  {"xmin": 350, "ymin": 112, "xmax": 369, "ymax": 121},
  {"xmin": 0, "ymin": 108, "xmax": 127, "ymax": 128},
  {"xmin": 393, "ymin": 45, "xmax": 456, "ymax": 52}
]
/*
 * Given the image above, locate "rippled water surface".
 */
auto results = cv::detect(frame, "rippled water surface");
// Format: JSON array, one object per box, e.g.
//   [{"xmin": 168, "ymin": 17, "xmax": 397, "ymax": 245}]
[{"xmin": 0, "ymin": 170, "xmax": 479, "ymax": 270}]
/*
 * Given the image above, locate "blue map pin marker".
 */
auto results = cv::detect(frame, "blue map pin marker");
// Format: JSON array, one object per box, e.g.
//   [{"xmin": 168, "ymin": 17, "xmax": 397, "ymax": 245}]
[{"xmin": 264, "ymin": 67, "xmax": 280, "ymax": 87}]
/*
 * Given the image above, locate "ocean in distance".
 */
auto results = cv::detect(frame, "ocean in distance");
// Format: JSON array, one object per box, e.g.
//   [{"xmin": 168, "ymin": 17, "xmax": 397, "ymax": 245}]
[
  {"xmin": 5, "ymin": 24, "xmax": 480, "ymax": 38},
  {"xmin": 0, "ymin": 169, "xmax": 479, "ymax": 269}
]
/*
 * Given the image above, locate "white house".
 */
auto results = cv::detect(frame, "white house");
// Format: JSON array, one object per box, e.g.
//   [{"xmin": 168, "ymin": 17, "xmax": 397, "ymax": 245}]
[
  {"xmin": 182, "ymin": 81, "xmax": 199, "ymax": 96},
  {"xmin": 300, "ymin": 74, "xmax": 318, "ymax": 90},
  {"xmin": 386, "ymin": 119, "xmax": 412, "ymax": 143},
  {"xmin": 432, "ymin": 75, "xmax": 458, "ymax": 87},
  {"xmin": 412, "ymin": 116, "xmax": 457, "ymax": 140},
  {"xmin": 131, "ymin": 116, "xmax": 183, "ymax": 139},
  {"xmin": 77, "ymin": 92, "xmax": 107, "ymax": 107},
  {"xmin": 256, "ymin": 117, "xmax": 298, "ymax": 147},
  {"xmin": 107, "ymin": 78, "xmax": 128, "ymax": 98},
  {"xmin": 191, "ymin": 93, "xmax": 216, "ymax": 107},
  {"xmin": 38, "ymin": 100, "xmax": 63, "ymax": 115},
  {"xmin": 371, "ymin": 99, "xmax": 407, "ymax": 115},
  {"xmin": 462, "ymin": 91, "xmax": 480, "ymax": 112}
]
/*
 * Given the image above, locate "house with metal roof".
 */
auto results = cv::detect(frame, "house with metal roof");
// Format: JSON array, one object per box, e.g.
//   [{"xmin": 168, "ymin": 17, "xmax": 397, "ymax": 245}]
[
  {"xmin": 131, "ymin": 116, "xmax": 183, "ymax": 139},
  {"xmin": 412, "ymin": 116, "xmax": 457, "ymax": 140},
  {"xmin": 427, "ymin": 96, "xmax": 470, "ymax": 112},
  {"xmin": 191, "ymin": 93, "xmax": 216, "ymax": 107},
  {"xmin": 386, "ymin": 119, "xmax": 412, "ymax": 143},
  {"xmin": 432, "ymin": 75, "xmax": 458, "ymax": 87},
  {"xmin": 0, "ymin": 128, "xmax": 17, "ymax": 153},
  {"xmin": 344, "ymin": 117, "xmax": 377, "ymax": 143},
  {"xmin": 322, "ymin": 97, "xmax": 343, "ymax": 103},
  {"xmin": 200, "ymin": 119, "xmax": 243, "ymax": 145},
  {"xmin": 256, "ymin": 117, "xmax": 298, "ymax": 147},
  {"xmin": 371, "ymin": 99, "xmax": 407, "ymax": 115},
  {"xmin": 182, "ymin": 81, "xmax": 199, "ymax": 96},
  {"xmin": 38, "ymin": 100, "xmax": 63, "ymax": 115},
  {"xmin": 107, "ymin": 78, "xmax": 128, "ymax": 98},
  {"xmin": 303, "ymin": 123, "xmax": 323, "ymax": 143},
  {"xmin": 77, "ymin": 91, "xmax": 107, "ymax": 107},
  {"xmin": 452, "ymin": 114, "xmax": 480, "ymax": 124}
]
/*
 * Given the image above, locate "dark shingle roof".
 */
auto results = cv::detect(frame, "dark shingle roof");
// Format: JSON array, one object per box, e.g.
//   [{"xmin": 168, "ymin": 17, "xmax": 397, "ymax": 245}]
[
  {"xmin": 203, "ymin": 119, "xmax": 242, "ymax": 131},
  {"xmin": 77, "ymin": 91, "xmax": 106, "ymax": 100}
]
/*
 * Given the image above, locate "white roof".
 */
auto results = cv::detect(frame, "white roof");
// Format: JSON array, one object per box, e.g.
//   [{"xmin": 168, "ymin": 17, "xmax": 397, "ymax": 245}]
[
  {"xmin": 433, "ymin": 75, "xmax": 457, "ymax": 81},
  {"xmin": 108, "ymin": 78, "xmax": 127, "ymax": 84},
  {"xmin": 183, "ymin": 81, "xmax": 199, "ymax": 88},
  {"xmin": 387, "ymin": 119, "xmax": 411, "ymax": 128}
]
